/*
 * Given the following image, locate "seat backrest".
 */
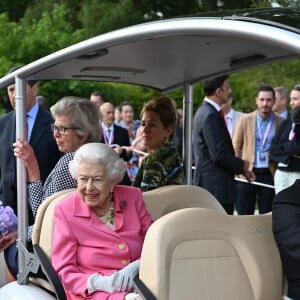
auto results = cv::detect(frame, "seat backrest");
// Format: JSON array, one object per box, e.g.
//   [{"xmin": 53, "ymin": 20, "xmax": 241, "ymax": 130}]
[
  {"xmin": 142, "ymin": 185, "xmax": 226, "ymax": 221},
  {"xmin": 30, "ymin": 188, "xmax": 76, "ymax": 294},
  {"xmin": 32, "ymin": 188, "xmax": 76, "ymax": 258},
  {"xmin": 30, "ymin": 185, "xmax": 224, "ymax": 295},
  {"xmin": 32, "ymin": 185, "xmax": 224, "ymax": 258},
  {"xmin": 139, "ymin": 208, "xmax": 284, "ymax": 300}
]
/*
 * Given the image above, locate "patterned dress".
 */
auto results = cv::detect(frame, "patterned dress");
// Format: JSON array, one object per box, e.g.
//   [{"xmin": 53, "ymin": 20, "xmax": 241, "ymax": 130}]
[
  {"xmin": 27, "ymin": 152, "xmax": 77, "ymax": 238},
  {"xmin": 133, "ymin": 141, "xmax": 185, "ymax": 192}
]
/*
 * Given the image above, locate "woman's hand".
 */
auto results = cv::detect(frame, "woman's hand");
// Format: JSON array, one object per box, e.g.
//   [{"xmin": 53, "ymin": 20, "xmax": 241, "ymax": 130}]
[
  {"xmin": 13, "ymin": 137, "xmax": 41, "ymax": 182},
  {"xmin": 124, "ymin": 292, "xmax": 142, "ymax": 300},
  {"xmin": 88, "ymin": 260, "xmax": 140, "ymax": 294},
  {"xmin": 112, "ymin": 260, "xmax": 140, "ymax": 292},
  {"xmin": 0, "ymin": 231, "xmax": 17, "ymax": 252},
  {"xmin": 88, "ymin": 273, "xmax": 119, "ymax": 294}
]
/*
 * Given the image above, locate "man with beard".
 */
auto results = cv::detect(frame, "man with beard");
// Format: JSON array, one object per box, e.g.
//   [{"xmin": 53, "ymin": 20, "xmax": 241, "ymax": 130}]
[
  {"xmin": 233, "ymin": 85, "xmax": 283, "ymax": 215},
  {"xmin": 193, "ymin": 75, "xmax": 255, "ymax": 214}
]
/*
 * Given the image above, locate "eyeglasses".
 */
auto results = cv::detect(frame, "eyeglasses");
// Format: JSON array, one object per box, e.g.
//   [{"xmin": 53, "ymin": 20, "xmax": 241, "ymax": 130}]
[{"xmin": 51, "ymin": 124, "xmax": 80, "ymax": 135}]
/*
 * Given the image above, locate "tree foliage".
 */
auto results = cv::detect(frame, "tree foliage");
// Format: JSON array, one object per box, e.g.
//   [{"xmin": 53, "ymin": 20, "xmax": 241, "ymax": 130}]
[
  {"xmin": 78, "ymin": 0, "xmax": 144, "ymax": 36},
  {"xmin": 276, "ymin": 0, "xmax": 300, "ymax": 7},
  {"xmin": 0, "ymin": 0, "xmax": 33, "ymax": 22}
]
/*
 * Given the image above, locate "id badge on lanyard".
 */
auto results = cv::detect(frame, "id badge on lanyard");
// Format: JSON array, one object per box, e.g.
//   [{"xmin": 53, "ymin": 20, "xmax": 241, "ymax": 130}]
[
  {"xmin": 257, "ymin": 150, "xmax": 269, "ymax": 168},
  {"xmin": 257, "ymin": 115, "xmax": 273, "ymax": 168}
]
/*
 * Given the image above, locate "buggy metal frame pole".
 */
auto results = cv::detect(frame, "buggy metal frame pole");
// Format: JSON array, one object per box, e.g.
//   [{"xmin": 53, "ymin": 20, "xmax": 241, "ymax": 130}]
[
  {"xmin": 183, "ymin": 83, "xmax": 193, "ymax": 185},
  {"xmin": 15, "ymin": 76, "xmax": 29, "ymax": 284}
]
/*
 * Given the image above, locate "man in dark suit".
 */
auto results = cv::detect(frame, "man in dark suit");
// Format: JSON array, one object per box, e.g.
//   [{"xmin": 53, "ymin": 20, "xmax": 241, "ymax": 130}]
[
  {"xmin": 273, "ymin": 86, "xmax": 290, "ymax": 119},
  {"xmin": 100, "ymin": 102, "xmax": 132, "ymax": 185},
  {"xmin": 0, "ymin": 77, "xmax": 61, "ymax": 225},
  {"xmin": 272, "ymin": 179, "xmax": 300, "ymax": 300},
  {"xmin": 233, "ymin": 85, "xmax": 283, "ymax": 215},
  {"xmin": 270, "ymin": 86, "xmax": 300, "ymax": 195},
  {"xmin": 193, "ymin": 75, "xmax": 255, "ymax": 214}
]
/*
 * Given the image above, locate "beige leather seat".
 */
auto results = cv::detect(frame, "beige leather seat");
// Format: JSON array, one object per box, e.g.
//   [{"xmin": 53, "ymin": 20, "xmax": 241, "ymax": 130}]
[
  {"xmin": 32, "ymin": 188, "xmax": 76, "ymax": 261},
  {"xmin": 32, "ymin": 185, "xmax": 284, "ymax": 299},
  {"xmin": 139, "ymin": 208, "xmax": 284, "ymax": 300},
  {"xmin": 142, "ymin": 184, "xmax": 226, "ymax": 220},
  {"xmin": 30, "ymin": 185, "xmax": 223, "ymax": 294},
  {"xmin": 30, "ymin": 188, "xmax": 76, "ymax": 295},
  {"xmin": 32, "ymin": 185, "xmax": 222, "ymax": 256}
]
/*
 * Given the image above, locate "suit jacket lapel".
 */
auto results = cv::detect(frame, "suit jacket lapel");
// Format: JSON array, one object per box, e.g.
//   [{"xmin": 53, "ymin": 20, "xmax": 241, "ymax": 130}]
[
  {"xmin": 249, "ymin": 112, "xmax": 256, "ymax": 151},
  {"xmin": 113, "ymin": 190, "xmax": 125, "ymax": 230},
  {"xmin": 10, "ymin": 112, "xmax": 16, "ymax": 142},
  {"xmin": 203, "ymin": 102, "xmax": 235, "ymax": 153},
  {"xmin": 9, "ymin": 113, "xmax": 17, "ymax": 171},
  {"xmin": 113, "ymin": 125, "xmax": 119, "ymax": 144},
  {"xmin": 274, "ymin": 114, "xmax": 282, "ymax": 131},
  {"xmin": 72, "ymin": 191, "xmax": 123, "ymax": 237},
  {"xmin": 203, "ymin": 101, "xmax": 216, "ymax": 112},
  {"xmin": 30, "ymin": 107, "xmax": 46, "ymax": 148}
]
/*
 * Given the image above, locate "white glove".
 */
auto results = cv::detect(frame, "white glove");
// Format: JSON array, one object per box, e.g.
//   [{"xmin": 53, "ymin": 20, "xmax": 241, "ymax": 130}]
[
  {"xmin": 125, "ymin": 292, "xmax": 142, "ymax": 300},
  {"xmin": 112, "ymin": 260, "xmax": 140, "ymax": 292},
  {"xmin": 87, "ymin": 273, "xmax": 119, "ymax": 294}
]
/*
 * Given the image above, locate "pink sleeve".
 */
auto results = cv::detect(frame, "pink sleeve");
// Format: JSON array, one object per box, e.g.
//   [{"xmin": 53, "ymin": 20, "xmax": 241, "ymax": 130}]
[
  {"xmin": 52, "ymin": 203, "xmax": 128, "ymax": 300},
  {"xmin": 52, "ymin": 203, "xmax": 91, "ymax": 296},
  {"xmin": 135, "ymin": 188, "xmax": 153, "ymax": 240}
]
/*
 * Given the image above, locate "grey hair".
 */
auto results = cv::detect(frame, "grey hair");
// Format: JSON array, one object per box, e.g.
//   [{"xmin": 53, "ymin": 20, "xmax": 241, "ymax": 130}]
[
  {"xmin": 274, "ymin": 86, "xmax": 289, "ymax": 100},
  {"xmin": 50, "ymin": 96, "xmax": 102, "ymax": 142},
  {"xmin": 69, "ymin": 143, "xmax": 126, "ymax": 184}
]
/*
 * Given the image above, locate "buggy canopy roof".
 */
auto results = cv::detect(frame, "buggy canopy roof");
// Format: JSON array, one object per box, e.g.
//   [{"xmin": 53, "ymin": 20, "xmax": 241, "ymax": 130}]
[{"xmin": 0, "ymin": 8, "xmax": 299, "ymax": 92}]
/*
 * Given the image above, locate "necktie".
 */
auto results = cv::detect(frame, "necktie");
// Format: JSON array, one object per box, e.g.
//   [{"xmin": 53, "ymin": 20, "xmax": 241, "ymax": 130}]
[
  {"xmin": 219, "ymin": 110, "xmax": 225, "ymax": 121},
  {"xmin": 289, "ymin": 123, "xmax": 295, "ymax": 141},
  {"xmin": 106, "ymin": 128, "xmax": 112, "ymax": 145}
]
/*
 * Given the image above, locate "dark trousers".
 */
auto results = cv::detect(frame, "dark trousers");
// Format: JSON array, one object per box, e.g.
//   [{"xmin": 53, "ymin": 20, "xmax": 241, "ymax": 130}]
[
  {"xmin": 278, "ymin": 247, "xmax": 300, "ymax": 299},
  {"xmin": 273, "ymin": 198, "xmax": 300, "ymax": 300},
  {"xmin": 5, "ymin": 241, "xmax": 23, "ymax": 279},
  {"xmin": 11, "ymin": 187, "xmax": 35, "ymax": 226},
  {"xmin": 238, "ymin": 171, "xmax": 275, "ymax": 215},
  {"xmin": 233, "ymin": 181, "xmax": 241, "ymax": 214}
]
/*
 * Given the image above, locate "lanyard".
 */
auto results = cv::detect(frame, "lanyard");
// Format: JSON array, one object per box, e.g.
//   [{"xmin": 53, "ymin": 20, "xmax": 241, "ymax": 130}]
[
  {"xmin": 102, "ymin": 125, "xmax": 114, "ymax": 145},
  {"xmin": 257, "ymin": 114, "xmax": 274, "ymax": 151},
  {"xmin": 289, "ymin": 123, "xmax": 295, "ymax": 141}
]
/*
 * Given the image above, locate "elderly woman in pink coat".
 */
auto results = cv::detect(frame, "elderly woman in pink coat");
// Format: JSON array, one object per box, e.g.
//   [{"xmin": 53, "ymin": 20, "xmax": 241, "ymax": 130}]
[{"xmin": 52, "ymin": 143, "xmax": 152, "ymax": 300}]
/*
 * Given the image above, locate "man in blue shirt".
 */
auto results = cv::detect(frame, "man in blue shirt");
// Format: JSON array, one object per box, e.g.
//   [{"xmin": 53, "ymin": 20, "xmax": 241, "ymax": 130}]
[
  {"xmin": 233, "ymin": 85, "xmax": 283, "ymax": 214},
  {"xmin": 0, "ymin": 67, "xmax": 61, "ymax": 280}
]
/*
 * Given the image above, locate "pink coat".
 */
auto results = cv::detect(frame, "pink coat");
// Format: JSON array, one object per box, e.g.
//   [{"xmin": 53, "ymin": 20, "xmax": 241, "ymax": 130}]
[{"xmin": 52, "ymin": 185, "xmax": 152, "ymax": 299}]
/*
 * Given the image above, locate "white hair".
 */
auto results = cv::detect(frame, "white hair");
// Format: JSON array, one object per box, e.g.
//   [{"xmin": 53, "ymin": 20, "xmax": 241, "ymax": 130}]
[{"xmin": 69, "ymin": 143, "xmax": 126, "ymax": 184}]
